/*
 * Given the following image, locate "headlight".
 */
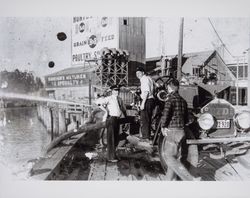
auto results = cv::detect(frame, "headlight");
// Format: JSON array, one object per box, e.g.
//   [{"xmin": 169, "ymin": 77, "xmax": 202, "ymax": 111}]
[
  {"xmin": 197, "ymin": 113, "xmax": 214, "ymax": 130},
  {"xmin": 235, "ymin": 111, "xmax": 250, "ymax": 130}
]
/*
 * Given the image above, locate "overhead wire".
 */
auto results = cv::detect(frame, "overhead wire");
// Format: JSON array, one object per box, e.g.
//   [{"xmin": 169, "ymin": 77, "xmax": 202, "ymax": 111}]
[{"xmin": 208, "ymin": 18, "xmax": 235, "ymax": 58}]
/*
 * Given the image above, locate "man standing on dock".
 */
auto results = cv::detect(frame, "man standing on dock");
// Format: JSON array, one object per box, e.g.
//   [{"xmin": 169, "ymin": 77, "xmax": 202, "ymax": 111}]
[
  {"xmin": 160, "ymin": 78, "xmax": 195, "ymax": 180},
  {"xmin": 136, "ymin": 66, "xmax": 155, "ymax": 142},
  {"xmin": 95, "ymin": 85, "xmax": 127, "ymax": 162}
]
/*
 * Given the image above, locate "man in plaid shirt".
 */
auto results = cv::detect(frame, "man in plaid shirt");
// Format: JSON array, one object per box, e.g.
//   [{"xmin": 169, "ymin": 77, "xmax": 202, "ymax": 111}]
[
  {"xmin": 160, "ymin": 79, "xmax": 196, "ymax": 181},
  {"xmin": 161, "ymin": 80, "xmax": 189, "ymax": 129}
]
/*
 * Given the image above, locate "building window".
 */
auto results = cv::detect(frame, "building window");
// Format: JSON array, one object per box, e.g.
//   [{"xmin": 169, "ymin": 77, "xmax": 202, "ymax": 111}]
[
  {"xmin": 193, "ymin": 67, "xmax": 200, "ymax": 76},
  {"xmin": 123, "ymin": 19, "xmax": 128, "ymax": 26},
  {"xmin": 244, "ymin": 65, "xmax": 248, "ymax": 78},
  {"xmin": 238, "ymin": 66, "xmax": 243, "ymax": 79},
  {"xmin": 228, "ymin": 66, "xmax": 237, "ymax": 78},
  {"xmin": 228, "ymin": 65, "xmax": 248, "ymax": 79}
]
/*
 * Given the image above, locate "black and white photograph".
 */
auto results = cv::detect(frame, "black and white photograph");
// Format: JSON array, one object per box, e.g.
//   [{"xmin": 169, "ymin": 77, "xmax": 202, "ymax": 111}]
[{"xmin": 0, "ymin": 0, "xmax": 250, "ymax": 197}]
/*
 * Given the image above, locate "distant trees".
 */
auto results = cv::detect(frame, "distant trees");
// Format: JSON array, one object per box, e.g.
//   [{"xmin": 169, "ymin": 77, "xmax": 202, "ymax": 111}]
[{"xmin": 0, "ymin": 69, "xmax": 44, "ymax": 93}]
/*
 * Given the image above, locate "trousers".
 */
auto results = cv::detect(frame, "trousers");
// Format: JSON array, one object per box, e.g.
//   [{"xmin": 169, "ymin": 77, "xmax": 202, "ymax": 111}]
[
  {"xmin": 140, "ymin": 98, "xmax": 155, "ymax": 139},
  {"xmin": 106, "ymin": 116, "xmax": 120, "ymax": 160},
  {"xmin": 164, "ymin": 128, "xmax": 186, "ymax": 180}
]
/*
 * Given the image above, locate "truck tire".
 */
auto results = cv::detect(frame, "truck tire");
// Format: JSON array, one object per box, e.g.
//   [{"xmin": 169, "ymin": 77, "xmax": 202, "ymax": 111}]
[
  {"xmin": 158, "ymin": 131, "xmax": 199, "ymax": 175},
  {"xmin": 158, "ymin": 133, "xmax": 169, "ymax": 173}
]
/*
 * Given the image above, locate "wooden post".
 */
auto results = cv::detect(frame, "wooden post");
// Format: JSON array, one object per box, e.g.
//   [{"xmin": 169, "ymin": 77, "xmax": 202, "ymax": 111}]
[
  {"xmin": 37, "ymin": 105, "xmax": 41, "ymax": 120},
  {"xmin": 58, "ymin": 108, "xmax": 66, "ymax": 135},
  {"xmin": 177, "ymin": 17, "xmax": 184, "ymax": 81},
  {"xmin": 40, "ymin": 105, "xmax": 44, "ymax": 125},
  {"xmin": 89, "ymin": 79, "xmax": 92, "ymax": 106},
  {"xmin": 248, "ymin": 30, "xmax": 250, "ymax": 107},
  {"xmin": 54, "ymin": 107, "xmax": 59, "ymax": 138},
  {"xmin": 50, "ymin": 108, "xmax": 54, "ymax": 141},
  {"xmin": 80, "ymin": 112, "xmax": 85, "ymax": 126},
  {"xmin": 47, "ymin": 107, "xmax": 51, "ymax": 131},
  {"xmin": 44, "ymin": 106, "xmax": 49, "ymax": 129}
]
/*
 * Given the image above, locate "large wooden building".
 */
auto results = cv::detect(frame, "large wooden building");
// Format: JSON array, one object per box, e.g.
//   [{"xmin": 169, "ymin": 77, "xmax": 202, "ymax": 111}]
[
  {"xmin": 72, "ymin": 17, "xmax": 145, "ymax": 86},
  {"xmin": 45, "ymin": 17, "xmax": 145, "ymax": 101}
]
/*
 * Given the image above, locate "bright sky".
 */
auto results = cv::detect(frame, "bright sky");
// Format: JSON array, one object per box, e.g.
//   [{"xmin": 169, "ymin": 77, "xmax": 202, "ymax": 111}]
[
  {"xmin": 0, "ymin": 17, "xmax": 72, "ymax": 77},
  {"xmin": 146, "ymin": 17, "xmax": 250, "ymax": 62},
  {"xmin": 0, "ymin": 17, "xmax": 249, "ymax": 78}
]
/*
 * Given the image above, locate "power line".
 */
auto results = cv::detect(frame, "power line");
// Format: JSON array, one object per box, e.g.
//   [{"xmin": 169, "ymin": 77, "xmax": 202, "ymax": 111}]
[{"xmin": 208, "ymin": 18, "xmax": 235, "ymax": 58}]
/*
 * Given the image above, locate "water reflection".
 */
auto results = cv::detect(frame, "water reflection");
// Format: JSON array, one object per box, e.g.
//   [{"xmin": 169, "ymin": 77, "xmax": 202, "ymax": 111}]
[{"xmin": 0, "ymin": 107, "xmax": 50, "ymax": 180}]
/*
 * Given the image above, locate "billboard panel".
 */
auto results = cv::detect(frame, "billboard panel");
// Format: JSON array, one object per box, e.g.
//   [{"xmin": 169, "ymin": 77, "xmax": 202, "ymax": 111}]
[
  {"xmin": 45, "ymin": 73, "xmax": 91, "ymax": 88},
  {"xmin": 72, "ymin": 17, "xmax": 119, "ymax": 66}
]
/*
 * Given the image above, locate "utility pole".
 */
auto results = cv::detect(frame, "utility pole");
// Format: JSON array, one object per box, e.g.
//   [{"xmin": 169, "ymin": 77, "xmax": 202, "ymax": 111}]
[
  {"xmin": 177, "ymin": 17, "xmax": 184, "ymax": 81},
  {"xmin": 236, "ymin": 57, "xmax": 239, "ymax": 106},
  {"xmin": 161, "ymin": 56, "xmax": 167, "ymax": 76},
  {"xmin": 248, "ymin": 26, "xmax": 250, "ymax": 108}
]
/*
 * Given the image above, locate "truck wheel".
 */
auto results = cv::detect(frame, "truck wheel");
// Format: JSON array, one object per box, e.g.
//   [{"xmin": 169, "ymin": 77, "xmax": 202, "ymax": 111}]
[
  {"xmin": 158, "ymin": 133, "xmax": 169, "ymax": 173},
  {"xmin": 158, "ymin": 131, "xmax": 199, "ymax": 175}
]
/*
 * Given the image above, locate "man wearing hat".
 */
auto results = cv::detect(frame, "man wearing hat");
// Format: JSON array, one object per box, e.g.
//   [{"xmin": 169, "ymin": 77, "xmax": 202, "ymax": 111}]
[
  {"xmin": 160, "ymin": 78, "xmax": 194, "ymax": 180},
  {"xmin": 95, "ymin": 85, "xmax": 127, "ymax": 162},
  {"xmin": 136, "ymin": 66, "xmax": 155, "ymax": 142}
]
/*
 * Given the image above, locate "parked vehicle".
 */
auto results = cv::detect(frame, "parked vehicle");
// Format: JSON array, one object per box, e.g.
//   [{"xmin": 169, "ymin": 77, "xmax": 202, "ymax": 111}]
[
  {"xmin": 98, "ymin": 75, "xmax": 250, "ymax": 179},
  {"xmin": 155, "ymin": 76, "xmax": 250, "ymax": 174}
]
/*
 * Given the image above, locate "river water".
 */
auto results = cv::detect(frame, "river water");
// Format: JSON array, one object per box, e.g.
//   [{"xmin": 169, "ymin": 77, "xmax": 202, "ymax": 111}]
[{"xmin": 0, "ymin": 107, "xmax": 50, "ymax": 180}]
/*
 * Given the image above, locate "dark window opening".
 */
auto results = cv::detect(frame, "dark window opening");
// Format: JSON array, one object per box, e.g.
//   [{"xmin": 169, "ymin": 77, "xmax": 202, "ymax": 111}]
[{"xmin": 123, "ymin": 19, "xmax": 128, "ymax": 26}]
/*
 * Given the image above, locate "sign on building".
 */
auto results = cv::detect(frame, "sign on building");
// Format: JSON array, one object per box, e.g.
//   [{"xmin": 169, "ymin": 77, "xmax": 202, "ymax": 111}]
[
  {"xmin": 45, "ymin": 73, "xmax": 88, "ymax": 88},
  {"xmin": 72, "ymin": 17, "xmax": 119, "ymax": 65}
]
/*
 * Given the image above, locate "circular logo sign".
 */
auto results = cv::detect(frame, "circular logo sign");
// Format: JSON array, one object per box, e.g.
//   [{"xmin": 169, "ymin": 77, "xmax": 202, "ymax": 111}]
[
  {"xmin": 101, "ymin": 17, "xmax": 108, "ymax": 27},
  {"xmin": 79, "ymin": 22, "xmax": 85, "ymax": 33},
  {"xmin": 88, "ymin": 35, "xmax": 97, "ymax": 48}
]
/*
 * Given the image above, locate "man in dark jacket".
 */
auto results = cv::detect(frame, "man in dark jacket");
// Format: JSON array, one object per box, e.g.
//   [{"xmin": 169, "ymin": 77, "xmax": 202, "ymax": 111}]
[{"xmin": 160, "ymin": 79, "xmax": 195, "ymax": 180}]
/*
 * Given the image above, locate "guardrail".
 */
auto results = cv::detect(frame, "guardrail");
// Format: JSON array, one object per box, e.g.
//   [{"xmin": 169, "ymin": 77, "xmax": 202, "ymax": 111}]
[
  {"xmin": 37, "ymin": 103, "xmax": 94, "ymax": 141},
  {"xmin": 0, "ymin": 92, "xmax": 94, "ymax": 141}
]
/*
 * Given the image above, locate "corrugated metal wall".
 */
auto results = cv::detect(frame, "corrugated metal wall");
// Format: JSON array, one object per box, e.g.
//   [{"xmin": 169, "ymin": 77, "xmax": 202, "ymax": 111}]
[{"xmin": 119, "ymin": 17, "xmax": 146, "ymax": 86}]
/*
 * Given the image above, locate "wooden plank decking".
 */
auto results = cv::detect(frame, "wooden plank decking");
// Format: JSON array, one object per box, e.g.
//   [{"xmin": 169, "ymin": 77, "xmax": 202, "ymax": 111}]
[
  {"xmin": 30, "ymin": 133, "xmax": 86, "ymax": 180},
  {"xmin": 85, "ymin": 149, "xmax": 250, "ymax": 181},
  {"xmin": 30, "ymin": 129, "xmax": 250, "ymax": 181}
]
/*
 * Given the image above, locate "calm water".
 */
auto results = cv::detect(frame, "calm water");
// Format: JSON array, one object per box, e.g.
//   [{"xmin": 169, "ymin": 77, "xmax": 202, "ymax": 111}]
[{"xmin": 0, "ymin": 107, "xmax": 50, "ymax": 180}]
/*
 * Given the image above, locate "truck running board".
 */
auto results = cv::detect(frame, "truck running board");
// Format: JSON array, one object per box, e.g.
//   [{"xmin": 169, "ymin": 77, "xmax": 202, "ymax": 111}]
[{"xmin": 187, "ymin": 136, "xmax": 250, "ymax": 145}]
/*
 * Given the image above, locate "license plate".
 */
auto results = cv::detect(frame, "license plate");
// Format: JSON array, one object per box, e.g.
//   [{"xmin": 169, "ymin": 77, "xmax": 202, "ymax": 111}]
[{"xmin": 217, "ymin": 120, "xmax": 230, "ymax": 129}]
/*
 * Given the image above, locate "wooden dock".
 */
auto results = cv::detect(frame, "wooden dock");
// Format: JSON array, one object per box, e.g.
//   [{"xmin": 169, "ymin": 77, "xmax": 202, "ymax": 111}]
[
  {"xmin": 32, "ymin": 104, "xmax": 250, "ymax": 181},
  {"xmin": 39, "ymin": 139, "xmax": 250, "ymax": 181},
  {"xmin": 191, "ymin": 151, "xmax": 250, "ymax": 181},
  {"xmin": 30, "ymin": 133, "xmax": 87, "ymax": 180},
  {"xmin": 85, "ymin": 150, "xmax": 250, "ymax": 181},
  {"xmin": 87, "ymin": 148, "xmax": 168, "ymax": 181}
]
